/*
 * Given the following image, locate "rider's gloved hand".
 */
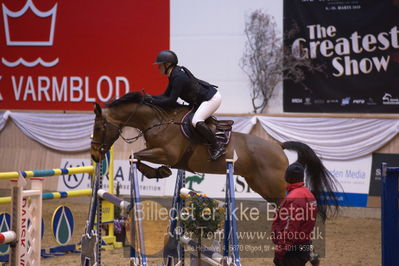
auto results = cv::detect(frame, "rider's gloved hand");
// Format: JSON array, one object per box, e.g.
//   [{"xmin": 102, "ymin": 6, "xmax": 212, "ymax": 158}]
[{"xmin": 143, "ymin": 94, "xmax": 153, "ymax": 103}]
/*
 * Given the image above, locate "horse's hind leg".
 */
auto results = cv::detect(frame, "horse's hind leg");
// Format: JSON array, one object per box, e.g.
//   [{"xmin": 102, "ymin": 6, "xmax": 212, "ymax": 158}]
[
  {"xmin": 246, "ymin": 168, "xmax": 286, "ymax": 205},
  {"xmin": 239, "ymin": 151, "xmax": 287, "ymax": 205}
]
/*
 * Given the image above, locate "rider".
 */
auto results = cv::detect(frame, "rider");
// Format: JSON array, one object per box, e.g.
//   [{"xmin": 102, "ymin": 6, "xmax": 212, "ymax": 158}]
[{"xmin": 146, "ymin": 50, "xmax": 224, "ymax": 160}]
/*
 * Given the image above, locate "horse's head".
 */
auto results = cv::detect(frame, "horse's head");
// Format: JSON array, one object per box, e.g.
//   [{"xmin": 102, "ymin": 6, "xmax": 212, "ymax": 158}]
[{"xmin": 90, "ymin": 103, "xmax": 120, "ymax": 162}]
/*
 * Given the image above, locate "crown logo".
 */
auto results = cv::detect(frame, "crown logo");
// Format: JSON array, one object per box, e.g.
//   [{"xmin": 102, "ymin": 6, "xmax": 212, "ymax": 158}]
[{"xmin": 2, "ymin": 0, "xmax": 57, "ymax": 46}]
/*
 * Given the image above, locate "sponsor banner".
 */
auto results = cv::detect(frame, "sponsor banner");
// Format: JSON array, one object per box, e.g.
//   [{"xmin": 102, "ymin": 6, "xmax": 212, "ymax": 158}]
[
  {"xmin": 59, "ymin": 155, "xmax": 372, "ymax": 207},
  {"xmin": 0, "ymin": 0, "xmax": 169, "ymax": 110},
  {"xmin": 285, "ymin": 151, "xmax": 372, "ymax": 207},
  {"xmin": 283, "ymin": 0, "xmax": 399, "ymax": 113},
  {"xmin": 322, "ymin": 156, "xmax": 372, "ymax": 207},
  {"xmin": 369, "ymin": 152, "xmax": 399, "ymax": 196}
]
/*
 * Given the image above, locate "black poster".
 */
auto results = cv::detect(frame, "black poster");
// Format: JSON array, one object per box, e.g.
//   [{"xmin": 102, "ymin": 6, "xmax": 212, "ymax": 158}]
[
  {"xmin": 369, "ymin": 153, "xmax": 399, "ymax": 196},
  {"xmin": 283, "ymin": 0, "xmax": 399, "ymax": 113}
]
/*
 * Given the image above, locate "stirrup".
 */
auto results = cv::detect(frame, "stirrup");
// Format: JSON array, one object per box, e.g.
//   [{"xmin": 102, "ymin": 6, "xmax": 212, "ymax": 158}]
[{"xmin": 210, "ymin": 145, "xmax": 226, "ymax": 161}]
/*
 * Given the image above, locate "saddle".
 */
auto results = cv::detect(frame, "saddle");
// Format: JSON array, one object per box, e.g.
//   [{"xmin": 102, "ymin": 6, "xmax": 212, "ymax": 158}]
[{"xmin": 180, "ymin": 109, "xmax": 234, "ymax": 145}]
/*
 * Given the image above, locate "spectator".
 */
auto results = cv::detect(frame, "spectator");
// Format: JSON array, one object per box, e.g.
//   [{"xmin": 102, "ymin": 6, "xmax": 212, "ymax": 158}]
[{"xmin": 271, "ymin": 162, "xmax": 318, "ymax": 266}]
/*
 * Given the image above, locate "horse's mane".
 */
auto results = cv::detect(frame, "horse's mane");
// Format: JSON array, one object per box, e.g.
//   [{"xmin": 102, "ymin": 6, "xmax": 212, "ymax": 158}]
[
  {"xmin": 106, "ymin": 91, "xmax": 143, "ymax": 108},
  {"xmin": 105, "ymin": 91, "xmax": 190, "ymax": 120}
]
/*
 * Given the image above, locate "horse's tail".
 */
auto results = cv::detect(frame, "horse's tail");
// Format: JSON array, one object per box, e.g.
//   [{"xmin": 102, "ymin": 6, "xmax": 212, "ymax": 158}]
[{"xmin": 282, "ymin": 141, "xmax": 340, "ymax": 222}]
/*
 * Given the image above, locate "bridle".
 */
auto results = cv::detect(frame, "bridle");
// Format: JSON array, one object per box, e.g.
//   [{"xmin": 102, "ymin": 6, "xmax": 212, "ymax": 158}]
[
  {"xmin": 90, "ymin": 118, "xmax": 120, "ymax": 154},
  {"xmin": 91, "ymin": 104, "xmax": 185, "ymax": 154}
]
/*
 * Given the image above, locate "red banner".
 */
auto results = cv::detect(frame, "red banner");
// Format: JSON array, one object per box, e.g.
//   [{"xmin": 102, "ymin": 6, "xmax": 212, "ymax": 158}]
[{"xmin": 0, "ymin": 0, "xmax": 169, "ymax": 110}]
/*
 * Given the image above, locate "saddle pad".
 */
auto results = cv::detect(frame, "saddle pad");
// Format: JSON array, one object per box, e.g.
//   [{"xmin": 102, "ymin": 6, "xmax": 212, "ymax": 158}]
[{"xmin": 180, "ymin": 110, "xmax": 233, "ymax": 145}]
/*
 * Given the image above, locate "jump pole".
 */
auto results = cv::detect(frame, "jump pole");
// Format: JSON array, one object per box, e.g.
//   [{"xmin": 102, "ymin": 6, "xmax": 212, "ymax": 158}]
[
  {"xmin": 128, "ymin": 156, "xmax": 148, "ymax": 266},
  {"xmin": 0, "ymin": 231, "xmax": 16, "ymax": 244},
  {"xmin": 99, "ymin": 146, "xmax": 120, "ymax": 248},
  {"xmin": 97, "ymin": 189, "xmax": 131, "ymax": 214},
  {"xmin": 164, "ymin": 169, "xmax": 186, "ymax": 266},
  {"xmin": 0, "ymin": 189, "xmax": 93, "ymax": 204},
  {"xmin": 0, "ymin": 166, "xmax": 94, "ymax": 180},
  {"xmin": 224, "ymin": 157, "xmax": 241, "ymax": 266}
]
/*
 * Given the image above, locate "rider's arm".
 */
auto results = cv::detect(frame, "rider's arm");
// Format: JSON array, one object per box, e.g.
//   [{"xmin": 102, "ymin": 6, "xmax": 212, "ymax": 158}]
[
  {"xmin": 154, "ymin": 87, "xmax": 170, "ymax": 99},
  {"xmin": 151, "ymin": 76, "xmax": 188, "ymax": 107}
]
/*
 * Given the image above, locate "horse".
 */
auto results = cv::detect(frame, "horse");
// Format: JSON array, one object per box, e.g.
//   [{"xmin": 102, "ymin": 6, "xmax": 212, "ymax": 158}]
[{"xmin": 90, "ymin": 91, "xmax": 339, "ymax": 221}]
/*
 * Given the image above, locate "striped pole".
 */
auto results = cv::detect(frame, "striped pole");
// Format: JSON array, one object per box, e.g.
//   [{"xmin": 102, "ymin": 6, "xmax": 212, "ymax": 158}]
[
  {"xmin": 0, "ymin": 231, "xmax": 16, "ymax": 244},
  {"xmin": 0, "ymin": 189, "xmax": 92, "ymax": 204},
  {"xmin": 0, "ymin": 166, "xmax": 94, "ymax": 180},
  {"xmin": 42, "ymin": 189, "xmax": 92, "ymax": 200},
  {"xmin": 104, "ymin": 145, "xmax": 116, "ymax": 244}
]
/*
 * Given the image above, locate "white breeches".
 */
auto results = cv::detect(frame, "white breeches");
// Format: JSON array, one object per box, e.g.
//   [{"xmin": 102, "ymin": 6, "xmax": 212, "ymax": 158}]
[{"xmin": 192, "ymin": 91, "xmax": 222, "ymax": 127}]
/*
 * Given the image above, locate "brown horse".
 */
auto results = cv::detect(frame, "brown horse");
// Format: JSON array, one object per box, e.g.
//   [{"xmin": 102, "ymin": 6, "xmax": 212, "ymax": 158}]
[{"xmin": 90, "ymin": 92, "xmax": 339, "ymax": 220}]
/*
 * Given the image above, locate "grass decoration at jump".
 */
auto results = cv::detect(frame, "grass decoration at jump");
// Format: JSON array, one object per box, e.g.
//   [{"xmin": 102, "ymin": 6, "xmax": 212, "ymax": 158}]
[{"xmin": 180, "ymin": 191, "xmax": 225, "ymax": 240}]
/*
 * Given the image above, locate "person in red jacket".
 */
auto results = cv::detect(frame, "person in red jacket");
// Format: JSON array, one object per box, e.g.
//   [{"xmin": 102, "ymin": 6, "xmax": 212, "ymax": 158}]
[{"xmin": 271, "ymin": 162, "xmax": 317, "ymax": 266}]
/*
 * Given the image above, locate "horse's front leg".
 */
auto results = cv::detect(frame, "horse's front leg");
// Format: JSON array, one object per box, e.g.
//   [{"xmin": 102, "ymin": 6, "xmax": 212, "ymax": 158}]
[
  {"xmin": 134, "ymin": 148, "xmax": 177, "ymax": 179},
  {"xmin": 134, "ymin": 147, "xmax": 174, "ymax": 164},
  {"xmin": 136, "ymin": 161, "xmax": 171, "ymax": 179}
]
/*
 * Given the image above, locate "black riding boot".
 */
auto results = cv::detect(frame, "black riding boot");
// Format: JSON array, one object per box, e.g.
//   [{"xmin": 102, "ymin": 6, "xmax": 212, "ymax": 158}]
[{"xmin": 196, "ymin": 121, "xmax": 225, "ymax": 160}]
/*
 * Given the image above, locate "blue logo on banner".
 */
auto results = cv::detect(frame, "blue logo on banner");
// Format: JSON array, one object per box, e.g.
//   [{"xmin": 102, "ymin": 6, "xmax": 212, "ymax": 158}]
[
  {"xmin": 323, "ymin": 192, "xmax": 368, "ymax": 207},
  {"xmin": 101, "ymin": 151, "xmax": 110, "ymax": 176},
  {"xmin": 51, "ymin": 206, "xmax": 74, "ymax": 245},
  {"xmin": 62, "ymin": 161, "xmax": 90, "ymax": 189}
]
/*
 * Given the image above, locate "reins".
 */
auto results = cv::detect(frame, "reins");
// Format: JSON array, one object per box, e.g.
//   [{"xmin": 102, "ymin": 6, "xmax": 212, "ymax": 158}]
[
  {"xmin": 92, "ymin": 100, "xmax": 187, "ymax": 151},
  {"xmin": 116, "ymin": 102, "xmax": 187, "ymax": 144},
  {"xmin": 118, "ymin": 120, "xmax": 186, "ymax": 144}
]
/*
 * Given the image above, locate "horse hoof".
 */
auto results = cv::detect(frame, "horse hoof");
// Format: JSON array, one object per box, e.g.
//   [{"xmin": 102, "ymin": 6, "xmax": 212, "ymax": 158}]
[
  {"xmin": 158, "ymin": 166, "xmax": 172, "ymax": 178},
  {"xmin": 137, "ymin": 164, "xmax": 158, "ymax": 179}
]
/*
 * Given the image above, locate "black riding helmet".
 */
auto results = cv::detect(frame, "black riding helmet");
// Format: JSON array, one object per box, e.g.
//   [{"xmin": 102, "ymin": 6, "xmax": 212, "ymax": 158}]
[{"xmin": 154, "ymin": 50, "xmax": 178, "ymax": 65}]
